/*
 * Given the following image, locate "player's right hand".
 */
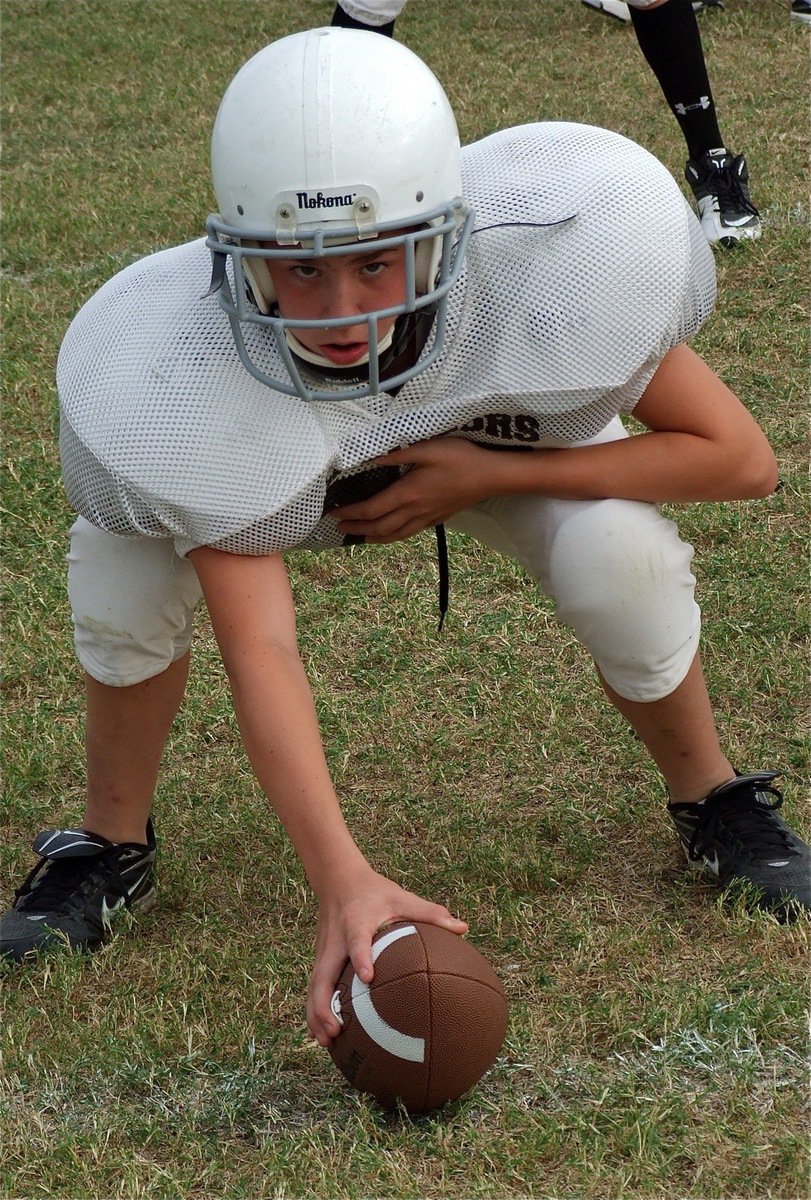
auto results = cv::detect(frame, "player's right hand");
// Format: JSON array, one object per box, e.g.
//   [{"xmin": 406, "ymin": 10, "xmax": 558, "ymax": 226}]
[{"xmin": 308, "ymin": 868, "xmax": 468, "ymax": 1047}]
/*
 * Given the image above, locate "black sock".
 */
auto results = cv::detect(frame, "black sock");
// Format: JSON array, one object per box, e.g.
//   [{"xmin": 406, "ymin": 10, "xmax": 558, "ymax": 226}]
[
  {"xmin": 330, "ymin": 4, "xmax": 395, "ymax": 36},
  {"xmin": 629, "ymin": 0, "xmax": 724, "ymax": 160}
]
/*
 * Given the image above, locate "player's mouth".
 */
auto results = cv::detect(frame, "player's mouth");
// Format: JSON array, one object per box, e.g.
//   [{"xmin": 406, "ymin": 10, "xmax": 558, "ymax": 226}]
[{"xmin": 318, "ymin": 341, "xmax": 369, "ymax": 365}]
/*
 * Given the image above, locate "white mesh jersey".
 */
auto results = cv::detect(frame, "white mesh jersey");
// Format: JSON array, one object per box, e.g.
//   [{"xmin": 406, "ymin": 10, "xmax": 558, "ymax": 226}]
[{"xmin": 59, "ymin": 122, "xmax": 716, "ymax": 556}]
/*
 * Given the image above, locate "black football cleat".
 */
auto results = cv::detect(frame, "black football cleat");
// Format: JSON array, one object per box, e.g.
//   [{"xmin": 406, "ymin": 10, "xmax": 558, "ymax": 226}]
[
  {"xmin": 668, "ymin": 773, "xmax": 810, "ymax": 919},
  {"xmin": 1, "ymin": 823, "xmax": 156, "ymax": 963}
]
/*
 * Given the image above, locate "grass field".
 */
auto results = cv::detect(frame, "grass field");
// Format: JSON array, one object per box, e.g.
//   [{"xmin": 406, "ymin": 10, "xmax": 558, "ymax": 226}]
[{"xmin": 1, "ymin": 1, "xmax": 809, "ymax": 1197}]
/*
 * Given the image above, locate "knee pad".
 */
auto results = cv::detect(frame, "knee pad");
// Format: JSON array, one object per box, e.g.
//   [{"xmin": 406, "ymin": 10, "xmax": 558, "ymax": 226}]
[{"xmin": 547, "ymin": 499, "xmax": 701, "ymax": 702}]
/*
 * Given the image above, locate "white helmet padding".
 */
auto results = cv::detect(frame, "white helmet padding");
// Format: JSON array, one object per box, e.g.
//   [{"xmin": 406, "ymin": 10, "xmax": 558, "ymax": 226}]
[{"xmin": 206, "ymin": 27, "xmax": 473, "ymax": 402}]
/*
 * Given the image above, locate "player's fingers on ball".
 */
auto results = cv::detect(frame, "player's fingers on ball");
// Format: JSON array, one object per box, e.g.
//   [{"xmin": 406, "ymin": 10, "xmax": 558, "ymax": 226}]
[
  {"xmin": 308, "ymin": 946, "xmax": 350, "ymax": 1043},
  {"xmin": 346, "ymin": 935, "xmax": 375, "ymax": 987},
  {"xmin": 307, "ymin": 973, "xmax": 342, "ymax": 1045},
  {"xmin": 419, "ymin": 900, "xmax": 469, "ymax": 934},
  {"xmin": 305, "ymin": 997, "xmax": 329, "ymax": 1046}
]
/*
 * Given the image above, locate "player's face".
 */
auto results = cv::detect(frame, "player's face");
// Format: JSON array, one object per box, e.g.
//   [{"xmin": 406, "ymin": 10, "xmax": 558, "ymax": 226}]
[{"xmin": 266, "ymin": 243, "xmax": 408, "ymax": 366}]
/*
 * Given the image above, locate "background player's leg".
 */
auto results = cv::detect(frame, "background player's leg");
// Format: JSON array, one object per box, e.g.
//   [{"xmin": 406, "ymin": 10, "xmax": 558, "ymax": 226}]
[
  {"xmin": 629, "ymin": 0, "xmax": 724, "ymax": 162},
  {"xmin": 628, "ymin": 0, "xmax": 760, "ymax": 243},
  {"xmin": 330, "ymin": 1, "xmax": 400, "ymax": 35}
]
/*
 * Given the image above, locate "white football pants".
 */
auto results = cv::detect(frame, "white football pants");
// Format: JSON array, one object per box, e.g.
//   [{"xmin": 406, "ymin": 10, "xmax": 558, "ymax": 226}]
[{"xmin": 68, "ymin": 421, "xmax": 700, "ymax": 703}]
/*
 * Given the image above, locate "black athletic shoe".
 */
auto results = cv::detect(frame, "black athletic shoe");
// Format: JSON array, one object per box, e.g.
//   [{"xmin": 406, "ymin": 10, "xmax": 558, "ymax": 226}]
[
  {"xmin": 1, "ymin": 823, "xmax": 156, "ymax": 963},
  {"xmin": 668, "ymin": 773, "xmax": 810, "ymax": 919},
  {"xmin": 685, "ymin": 149, "xmax": 761, "ymax": 247},
  {"xmin": 791, "ymin": 1, "xmax": 811, "ymax": 26}
]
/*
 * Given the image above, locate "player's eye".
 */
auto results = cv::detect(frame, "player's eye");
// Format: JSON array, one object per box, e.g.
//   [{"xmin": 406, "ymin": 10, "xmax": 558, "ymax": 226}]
[{"xmin": 292, "ymin": 264, "xmax": 319, "ymax": 280}]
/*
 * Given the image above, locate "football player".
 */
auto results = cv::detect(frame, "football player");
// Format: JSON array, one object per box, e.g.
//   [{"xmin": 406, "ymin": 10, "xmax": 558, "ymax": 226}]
[{"xmin": 2, "ymin": 29, "xmax": 807, "ymax": 1048}]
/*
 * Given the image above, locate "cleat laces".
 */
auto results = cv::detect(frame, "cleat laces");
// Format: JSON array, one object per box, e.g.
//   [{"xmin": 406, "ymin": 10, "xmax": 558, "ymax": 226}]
[
  {"xmin": 14, "ymin": 855, "xmax": 127, "ymax": 916},
  {"xmin": 688, "ymin": 779, "xmax": 797, "ymax": 865},
  {"xmin": 709, "ymin": 157, "xmax": 759, "ymax": 219}
]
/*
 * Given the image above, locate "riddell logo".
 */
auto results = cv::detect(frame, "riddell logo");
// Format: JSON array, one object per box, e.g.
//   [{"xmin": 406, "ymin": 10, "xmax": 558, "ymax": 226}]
[{"xmin": 296, "ymin": 190, "xmax": 356, "ymax": 210}]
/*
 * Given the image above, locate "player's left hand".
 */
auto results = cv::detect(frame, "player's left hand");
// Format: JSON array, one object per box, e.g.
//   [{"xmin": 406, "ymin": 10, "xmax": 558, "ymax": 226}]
[{"xmin": 332, "ymin": 438, "xmax": 500, "ymax": 542}]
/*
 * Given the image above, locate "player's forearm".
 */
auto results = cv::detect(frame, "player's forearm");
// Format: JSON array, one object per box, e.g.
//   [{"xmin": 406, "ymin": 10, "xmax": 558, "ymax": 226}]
[
  {"xmin": 225, "ymin": 642, "xmax": 371, "ymax": 896},
  {"xmin": 482, "ymin": 431, "xmax": 777, "ymax": 504},
  {"xmin": 474, "ymin": 344, "xmax": 777, "ymax": 505},
  {"xmin": 190, "ymin": 547, "xmax": 371, "ymax": 895}
]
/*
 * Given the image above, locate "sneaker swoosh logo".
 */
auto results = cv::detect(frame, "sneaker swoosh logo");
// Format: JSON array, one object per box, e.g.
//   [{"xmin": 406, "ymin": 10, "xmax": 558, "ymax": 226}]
[
  {"xmin": 101, "ymin": 896, "xmax": 126, "ymax": 924},
  {"xmin": 723, "ymin": 215, "xmax": 757, "ymax": 227},
  {"xmin": 125, "ymin": 869, "xmax": 151, "ymax": 898},
  {"xmin": 768, "ymin": 860, "xmax": 791, "ymax": 868},
  {"xmin": 99, "ymin": 870, "xmax": 151, "ymax": 925},
  {"xmin": 704, "ymin": 852, "xmax": 721, "ymax": 877}
]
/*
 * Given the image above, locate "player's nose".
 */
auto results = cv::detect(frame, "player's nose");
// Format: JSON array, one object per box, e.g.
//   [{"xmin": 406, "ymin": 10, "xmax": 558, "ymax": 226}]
[{"xmin": 321, "ymin": 271, "xmax": 365, "ymax": 323}]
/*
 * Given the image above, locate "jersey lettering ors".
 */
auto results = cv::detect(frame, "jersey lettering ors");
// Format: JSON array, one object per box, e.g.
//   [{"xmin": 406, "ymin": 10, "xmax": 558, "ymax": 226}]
[{"xmin": 456, "ymin": 413, "xmax": 542, "ymax": 443}]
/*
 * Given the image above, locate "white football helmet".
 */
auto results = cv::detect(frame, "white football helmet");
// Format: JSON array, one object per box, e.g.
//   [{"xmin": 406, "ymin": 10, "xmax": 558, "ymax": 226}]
[{"xmin": 206, "ymin": 27, "xmax": 473, "ymax": 402}]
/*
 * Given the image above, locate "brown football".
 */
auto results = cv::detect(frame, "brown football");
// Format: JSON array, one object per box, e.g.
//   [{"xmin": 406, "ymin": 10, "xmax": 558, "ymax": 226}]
[{"xmin": 328, "ymin": 921, "xmax": 508, "ymax": 1113}]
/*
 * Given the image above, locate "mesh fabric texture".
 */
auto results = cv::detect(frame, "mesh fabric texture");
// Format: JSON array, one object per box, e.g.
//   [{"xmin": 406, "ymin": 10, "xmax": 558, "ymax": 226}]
[{"xmin": 59, "ymin": 122, "xmax": 716, "ymax": 556}]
